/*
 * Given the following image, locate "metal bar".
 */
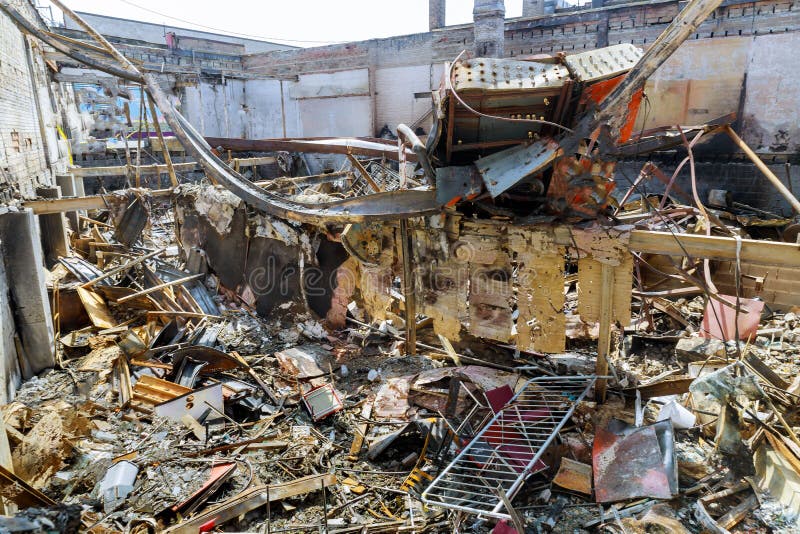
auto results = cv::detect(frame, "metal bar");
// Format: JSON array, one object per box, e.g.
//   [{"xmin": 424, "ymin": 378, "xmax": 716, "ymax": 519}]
[
  {"xmin": 723, "ymin": 125, "xmax": 800, "ymax": 214},
  {"xmin": 421, "ymin": 376, "xmax": 596, "ymax": 520},
  {"xmin": 491, "ymin": 377, "xmax": 595, "ymax": 516}
]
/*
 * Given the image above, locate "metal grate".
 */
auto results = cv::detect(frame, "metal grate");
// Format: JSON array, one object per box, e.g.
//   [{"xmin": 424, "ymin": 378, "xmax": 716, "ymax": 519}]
[{"xmin": 421, "ymin": 376, "xmax": 597, "ymax": 520}]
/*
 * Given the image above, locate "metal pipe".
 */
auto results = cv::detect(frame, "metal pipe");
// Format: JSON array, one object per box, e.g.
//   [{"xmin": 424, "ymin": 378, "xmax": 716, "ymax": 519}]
[
  {"xmin": 145, "ymin": 73, "xmax": 440, "ymax": 225},
  {"xmin": 724, "ymin": 125, "xmax": 800, "ymax": 215},
  {"xmin": 397, "ymin": 124, "xmax": 435, "ymax": 184}
]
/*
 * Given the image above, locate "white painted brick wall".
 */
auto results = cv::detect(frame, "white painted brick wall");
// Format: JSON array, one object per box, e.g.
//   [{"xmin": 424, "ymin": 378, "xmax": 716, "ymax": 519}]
[{"xmin": 0, "ymin": 3, "xmax": 55, "ymax": 199}]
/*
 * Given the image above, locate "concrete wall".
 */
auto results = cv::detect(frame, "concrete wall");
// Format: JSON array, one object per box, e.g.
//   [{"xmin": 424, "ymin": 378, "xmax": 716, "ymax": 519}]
[
  {"xmin": 0, "ymin": 244, "xmax": 22, "ymax": 404},
  {"xmin": 375, "ymin": 64, "xmax": 440, "ymax": 135},
  {"xmin": 181, "ymin": 78, "xmax": 296, "ymax": 139},
  {"xmin": 741, "ymin": 32, "xmax": 800, "ymax": 153},
  {"xmin": 64, "ymin": 11, "xmax": 293, "ymax": 54},
  {"xmin": 0, "ymin": 3, "xmax": 78, "ymax": 401}
]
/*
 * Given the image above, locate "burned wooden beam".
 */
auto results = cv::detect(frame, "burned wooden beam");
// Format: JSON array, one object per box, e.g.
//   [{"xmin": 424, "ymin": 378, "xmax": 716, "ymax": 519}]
[{"xmin": 205, "ymin": 136, "xmax": 417, "ymax": 162}]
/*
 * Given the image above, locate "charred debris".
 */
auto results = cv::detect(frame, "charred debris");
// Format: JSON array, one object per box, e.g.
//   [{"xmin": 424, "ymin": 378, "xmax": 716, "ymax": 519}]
[{"xmin": 1, "ymin": 0, "xmax": 800, "ymax": 532}]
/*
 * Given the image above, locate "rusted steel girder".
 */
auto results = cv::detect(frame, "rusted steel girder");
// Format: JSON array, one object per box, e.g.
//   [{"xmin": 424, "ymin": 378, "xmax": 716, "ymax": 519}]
[
  {"xmin": 147, "ymin": 74, "xmax": 439, "ymax": 225},
  {"xmin": 573, "ymin": 0, "xmax": 725, "ymax": 141}
]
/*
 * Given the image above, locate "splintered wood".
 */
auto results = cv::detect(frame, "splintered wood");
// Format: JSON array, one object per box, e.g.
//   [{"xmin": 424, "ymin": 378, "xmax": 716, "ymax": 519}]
[
  {"xmin": 359, "ymin": 228, "xmax": 395, "ymax": 322},
  {"xmin": 420, "ymin": 259, "xmax": 467, "ymax": 341},
  {"xmin": 517, "ymin": 253, "xmax": 566, "ymax": 353},
  {"xmin": 576, "ymin": 255, "xmax": 634, "ymax": 327},
  {"xmin": 354, "ymin": 217, "xmax": 634, "ymax": 356},
  {"xmin": 510, "ymin": 229, "xmax": 566, "ymax": 353}
]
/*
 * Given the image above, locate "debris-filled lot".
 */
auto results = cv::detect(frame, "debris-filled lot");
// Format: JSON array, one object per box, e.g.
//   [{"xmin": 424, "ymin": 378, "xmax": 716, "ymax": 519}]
[{"xmin": 1, "ymin": 0, "xmax": 800, "ymax": 532}]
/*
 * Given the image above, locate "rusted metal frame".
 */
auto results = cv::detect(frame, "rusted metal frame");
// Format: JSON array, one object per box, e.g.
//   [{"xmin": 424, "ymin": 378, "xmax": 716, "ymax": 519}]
[
  {"xmin": 145, "ymin": 73, "xmax": 440, "ymax": 225},
  {"xmin": 445, "ymin": 92, "xmax": 456, "ymax": 164},
  {"xmin": 445, "ymin": 51, "xmax": 574, "ymax": 134},
  {"xmin": 0, "ymin": 1, "xmax": 142, "ymax": 83},
  {"xmin": 724, "ymin": 125, "xmax": 800, "ymax": 214},
  {"xmin": 573, "ymin": 0, "xmax": 724, "ymax": 140}
]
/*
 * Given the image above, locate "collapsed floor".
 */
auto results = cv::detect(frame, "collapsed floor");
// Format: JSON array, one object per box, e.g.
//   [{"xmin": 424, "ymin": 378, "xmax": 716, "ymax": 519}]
[{"xmin": 1, "ymin": 176, "xmax": 799, "ymax": 533}]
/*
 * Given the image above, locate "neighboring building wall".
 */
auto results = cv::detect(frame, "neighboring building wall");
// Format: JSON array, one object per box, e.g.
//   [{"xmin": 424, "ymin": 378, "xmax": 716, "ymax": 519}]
[
  {"xmin": 243, "ymin": 0, "xmax": 800, "ymax": 152},
  {"xmin": 429, "ymin": 0, "xmax": 446, "ymax": 31},
  {"xmin": 473, "ymin": 0, "xmax": 506, "ymax": 58},
  {"xmin": 0, "ymin": 2, "xmax": 77, "ymax": 399},
  {"xmin": 522, "ymin": 0, "xmax": 546, "ymax": 18},
  {"xmin": 63, "ymin": 11, "xmax": 294, "ymax": 54}
]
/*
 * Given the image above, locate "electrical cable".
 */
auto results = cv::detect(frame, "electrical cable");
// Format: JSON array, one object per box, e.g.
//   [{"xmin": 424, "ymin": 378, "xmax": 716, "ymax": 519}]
[{"xmin": 118, "ymin": 0, "xmax": 348, "ymax": 45}]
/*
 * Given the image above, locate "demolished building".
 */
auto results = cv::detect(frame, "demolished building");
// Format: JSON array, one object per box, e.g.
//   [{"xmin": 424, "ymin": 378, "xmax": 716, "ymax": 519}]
[{"xmin": 1, "ymin": 0, "xmax": 800, "ymax": 532}]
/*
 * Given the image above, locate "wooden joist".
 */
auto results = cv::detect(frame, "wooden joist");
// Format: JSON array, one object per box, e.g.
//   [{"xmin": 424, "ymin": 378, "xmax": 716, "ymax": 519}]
[
  {"xmin": 67, "ymin": 155, "xmax": 276, "ymax": 178},
  {"xmin": 70, "ymin": 162, "xmax": 199, "ymax": 177},
  {"xmin": 24, "ymin": 189, "xmax": 172, "ymax": 214},
  {"xmin": 628, "ymin": 230, "xmax": 800, "ymax": 268}
]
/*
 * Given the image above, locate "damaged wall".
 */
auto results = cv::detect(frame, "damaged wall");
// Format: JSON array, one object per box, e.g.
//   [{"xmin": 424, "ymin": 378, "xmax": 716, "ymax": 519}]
[
  {"xmin": 242, "ymin": 0, "xmax": 800, "ymax": 153},
  {"xmin": 0, "ymin": 1, "xmax": 60, "ymax": 199},
  {"xmin": 0, "ymin": 1, "xmax": 79, "ymax": 400},
  {"xmin": 173, "ymin": 185, "xmax": 309, "ymax": 317}
]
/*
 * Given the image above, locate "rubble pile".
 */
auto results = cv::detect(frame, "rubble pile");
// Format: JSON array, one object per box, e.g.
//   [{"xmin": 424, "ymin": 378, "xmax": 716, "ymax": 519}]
[{"xmin": 0, "ymin": 181, "xmax": 797, "ymax": 533}]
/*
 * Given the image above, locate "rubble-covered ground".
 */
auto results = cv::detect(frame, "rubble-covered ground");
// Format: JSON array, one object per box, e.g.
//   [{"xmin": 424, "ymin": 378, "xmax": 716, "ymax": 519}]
[{"xmin": 2, "ymin": 188, "xmax": 799, "ymax": 533}]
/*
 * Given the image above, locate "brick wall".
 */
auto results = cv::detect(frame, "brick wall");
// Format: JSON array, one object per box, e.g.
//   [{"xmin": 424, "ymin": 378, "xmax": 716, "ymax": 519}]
[
  {"xmin": 616, "ymin": 158, "xmax": 800, "ymax": 216},
  {"xmin": 0, "ymin": 2, "xmax": 52, "ymax": 199},
  {"xmin": 240, "ymin": 0, "xmax": 800, "ymax": 152}
]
